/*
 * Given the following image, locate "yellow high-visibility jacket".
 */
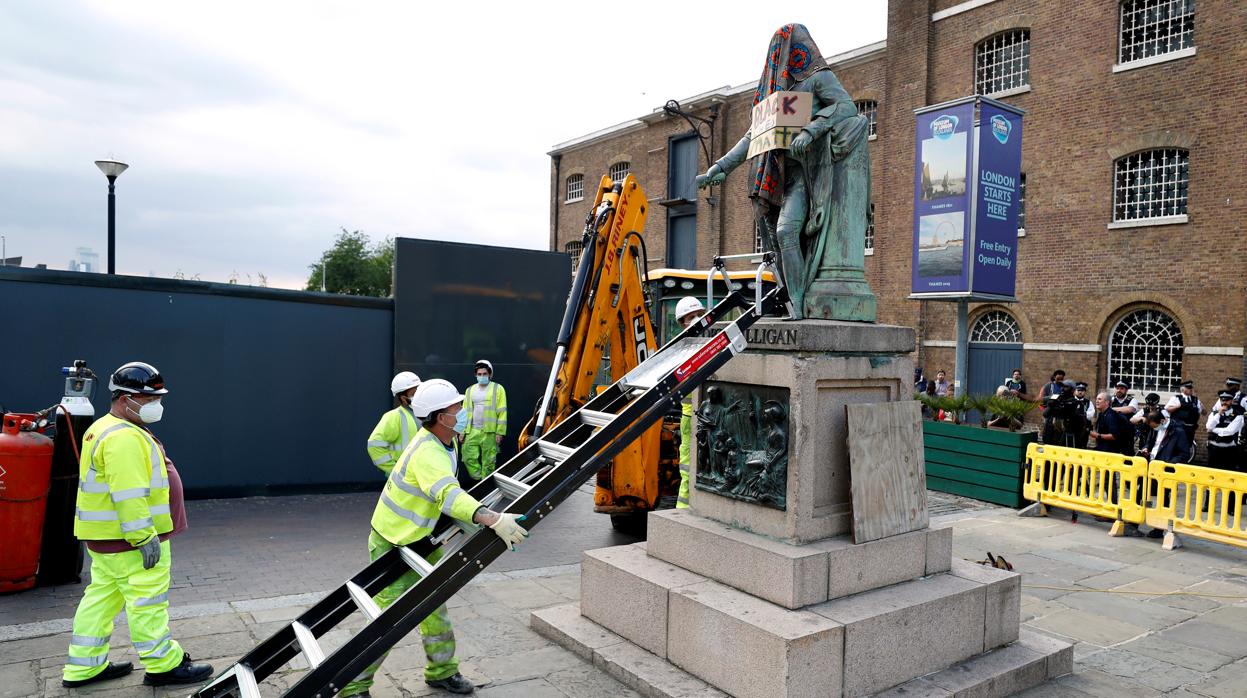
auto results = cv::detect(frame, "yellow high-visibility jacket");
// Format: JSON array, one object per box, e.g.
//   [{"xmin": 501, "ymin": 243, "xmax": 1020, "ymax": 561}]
[
  {"xmin": 74, "ymin": 414, "xmax": 172, "ymax": 545},
  {"xmin": 371, "ymin": 428, "xmax": 483, "ymax": 546},
  {"xmin": 366, "ymin": 406, "xmax": 417, "ymax": 475},
  {"xmin": 463, "ymin": 382, "xmax": 507, "ymax": 436}
]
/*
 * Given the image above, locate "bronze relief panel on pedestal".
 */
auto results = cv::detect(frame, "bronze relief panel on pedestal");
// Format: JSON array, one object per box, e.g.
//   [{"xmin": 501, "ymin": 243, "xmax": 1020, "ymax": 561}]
[{"xmin": 693, "ymin": 381, "xmax": 789, "ymax": 510}]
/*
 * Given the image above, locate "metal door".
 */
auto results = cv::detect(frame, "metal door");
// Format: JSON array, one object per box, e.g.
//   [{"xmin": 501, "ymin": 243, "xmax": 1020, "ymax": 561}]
[{"xmin": 969, "ymin": 342, "xmax": 1023, "ymax": 402}]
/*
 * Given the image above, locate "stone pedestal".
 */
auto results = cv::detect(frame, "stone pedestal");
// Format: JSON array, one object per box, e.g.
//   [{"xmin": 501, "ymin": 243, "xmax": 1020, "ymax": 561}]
[{"xmin": 532, "ymin": 319, "xmax": 1072, "ymax": 697}]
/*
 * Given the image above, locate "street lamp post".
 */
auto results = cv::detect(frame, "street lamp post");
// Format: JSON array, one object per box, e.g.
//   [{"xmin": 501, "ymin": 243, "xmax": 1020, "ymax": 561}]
[{"xmin": 94, "ymin": 159, "xmax": 129, "ymax": 274}]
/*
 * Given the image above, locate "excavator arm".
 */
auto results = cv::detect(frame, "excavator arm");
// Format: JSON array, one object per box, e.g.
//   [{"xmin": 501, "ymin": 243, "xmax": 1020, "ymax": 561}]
[{"xmin": 521, "ymin": 175, "xmax": 671, "ymax": 524}]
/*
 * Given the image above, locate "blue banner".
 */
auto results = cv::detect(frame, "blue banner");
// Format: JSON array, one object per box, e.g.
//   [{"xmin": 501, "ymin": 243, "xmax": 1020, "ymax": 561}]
[
  {"xmin": 970, "ymin": 102, "xmax": 1024, "ymax": 297},
  {"xmin": 911, "ymin": 102, "xmax": 975, "ymax": 294}
]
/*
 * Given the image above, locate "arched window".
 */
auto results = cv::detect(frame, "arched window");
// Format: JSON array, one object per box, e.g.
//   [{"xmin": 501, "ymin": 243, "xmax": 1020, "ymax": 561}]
[
  {"xmin": 564, "ymin": 240, "xmax": 584, "ymax": 271},
  {"xmin": 1108, "ymin": 308, "xmax": 1184, "ymax": 392},
  {"xmin": 565, "ymin": 174, "xmax": 584, "ymax": 203},
  {"xmin": 1113, "ymin": 149, "xmax": 1189, "ymax": 222},
  {"xmin": 609, "ymin": 161, "xmax": 630, "ymax": 184},
  {"xmin": 970, "ymin": 310, "xmax": 1022, "ymax": 343},
  {"xmin": 975, "ymin": 29, "xmax": 1030, "ymax": 95},
  {"xmin": 855, "ymin": 100, "xmax": 878, "ymax": 138}
]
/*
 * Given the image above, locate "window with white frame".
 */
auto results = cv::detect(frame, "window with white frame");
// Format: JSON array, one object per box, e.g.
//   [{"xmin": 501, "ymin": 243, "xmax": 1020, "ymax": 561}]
[
  {"xmin": 970, "ymin": 310, "xmax": 1022, "ymax": 344},
  {"xmin": 1108, "ymin": 308, "xmax": 1184, "ymax": 393},
  {"xmin": 975, "ymin": 29, "xmax": 1030, "ymax": 96},
  {"xmin": 855, "ymin": 100, "xmax": 878, "ymax": 138},
  {"xmin": 565, "ymin": 174, "xmax": 584, "ymax": 203},
  {"xmin": 564, "ymin": 240, "xmax": 584, "ymax": 271},
  {"xmin": 1017, "ymin": 173, "xmax": 1026, "ymax": 233},
  {"xmin": 865, "ymin": 202, "xmax": 875, "ymax": 251},
  {"xmin": 1119, "ymin": 0, "xmax": 1195, "ymax": 65},
  {"xmin": 1113, "ymin": 149, "xmax": 1188, "ymax": 222},
  {"xmin": 609, "ymin": 161, "xmax": 630, "ymax": 184}
]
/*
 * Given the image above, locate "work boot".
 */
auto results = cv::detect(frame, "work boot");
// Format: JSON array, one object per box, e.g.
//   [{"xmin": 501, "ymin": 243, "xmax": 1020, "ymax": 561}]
[
  {"xmin": 426, "ymin": 673, "xmax": 475, "ymax": 694},
  {"xmin": 143, "ymin": 653, "xmax": 214, "ymax": 686},
  {"xmin": 62, "ymin": 661, "xmax": 133, "ymax": 688}
]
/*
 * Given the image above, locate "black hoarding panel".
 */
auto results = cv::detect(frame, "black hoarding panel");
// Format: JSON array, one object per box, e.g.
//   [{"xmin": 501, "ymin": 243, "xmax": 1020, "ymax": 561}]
[
  {"xmin": 392, "ymin": 238, "xmax": 570, "ymax": 463},
  {"xmin": 0, "ymin": 269, "xmax": 393, "ymax": 497}
]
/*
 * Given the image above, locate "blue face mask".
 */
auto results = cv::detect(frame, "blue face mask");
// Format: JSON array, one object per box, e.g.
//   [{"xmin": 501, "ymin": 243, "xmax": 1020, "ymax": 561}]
[
  {"xmin": 476, "ymin": 375, "xmax": 489, "ymax": 386},
  {"xmin": 452, "ymin": 408, "xmax": 468, "ymax": 434}
]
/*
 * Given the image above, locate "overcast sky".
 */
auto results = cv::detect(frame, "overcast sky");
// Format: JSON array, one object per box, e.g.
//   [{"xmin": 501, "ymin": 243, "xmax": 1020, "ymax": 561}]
[{"xmin": 0, "ymin": 2, "xmax": 885, "ymax": 289}]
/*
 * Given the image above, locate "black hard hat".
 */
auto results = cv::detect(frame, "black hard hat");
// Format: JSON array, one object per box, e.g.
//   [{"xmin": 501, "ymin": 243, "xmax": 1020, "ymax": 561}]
[{"xmin": 109, "ymin": 361, "xmax": 168, "ymax": 395}]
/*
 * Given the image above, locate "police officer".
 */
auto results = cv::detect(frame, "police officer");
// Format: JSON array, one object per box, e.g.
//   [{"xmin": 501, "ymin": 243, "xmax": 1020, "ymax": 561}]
[
  {"xmin": 674, "ymin": 297, "xmax": 706, "ymax": 508},
  {"xmin": 1131, "ymin": 393, "xmax": 1163, "ymax": 453},
  {"xmin": 1226, "ymin": 377, "xmax": 1247, "ymax": 414},
  {"xmin": 1206, "ymin": 391, "xmax": 1244, "ymax": 470},
  {"xmin": 1165, "ymin": 380, "xmax": 1203, "ymax": 456},
  {"xmin": 1073, "ymin": 382, "xmax": 1093, "ymax": 447},
  {"xmin": 461, "ymin": 360, "xmax": 507, "ymax": 488},
  {"xmin": 366, "ymin": 372, "xmax": 421, "ymax": 475},
  {"xmin": 1110, "ymin": 381, "xmax": 1140, "ymax": 418},
  {"xmin": 62, "ymin": 362, "xmax": 212, "ymax": 689},
  {"xmin": 340, "ymin": 379, "xmax": 528, "ymax": 697}
]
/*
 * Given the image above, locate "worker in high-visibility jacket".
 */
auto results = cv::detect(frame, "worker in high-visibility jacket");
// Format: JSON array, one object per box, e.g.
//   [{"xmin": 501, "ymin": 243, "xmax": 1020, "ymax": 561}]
[
  {"xmin": 675, "ymin": 297, "xmax": 708, "ymax": 509},
  {"xmin": 367, "ymin": 371, "xmax": 421, "ymax": 475},
  {"xmin": 61, "ymin": 362, "xmax": 213, "ymax": 689},
  {"xmin": 341, "ymin": 379, "xmax": 528, "ymax": 697},
  {"xmin": 460, "ymin": 359, "xmax": 507, "ymax": 487}
]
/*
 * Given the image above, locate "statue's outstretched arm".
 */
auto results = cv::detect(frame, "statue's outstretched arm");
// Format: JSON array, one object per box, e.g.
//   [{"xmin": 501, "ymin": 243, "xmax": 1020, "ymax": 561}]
[{"xmin": 697, "ymin": 131, "xmax": 751, "ymax": 189}]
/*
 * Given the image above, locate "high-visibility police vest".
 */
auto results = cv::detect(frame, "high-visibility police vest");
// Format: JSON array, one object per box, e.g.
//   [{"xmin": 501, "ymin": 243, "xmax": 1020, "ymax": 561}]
[
  {"xmin": 366, "ymin": 406, "xmax": 416, "ymax": 474},
  {"xmin": 463, "ymin": 382, "xmax": 507, "ymax": 436},
  {"xmin": 371, "ymin": 428, "xmax": 483, "ymax": 546},
  {"xmin": 74, "ymin": 413, "xmax": 172, "ymax": 545}
]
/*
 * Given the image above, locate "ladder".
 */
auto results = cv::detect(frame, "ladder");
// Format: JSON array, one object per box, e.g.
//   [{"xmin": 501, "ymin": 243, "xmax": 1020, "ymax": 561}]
[{"xmin": 191, "ymin": 280, "xmax": 789, "ymax": 698}]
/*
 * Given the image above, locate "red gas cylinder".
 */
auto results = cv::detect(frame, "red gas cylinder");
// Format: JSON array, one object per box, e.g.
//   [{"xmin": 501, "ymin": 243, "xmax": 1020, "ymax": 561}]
[{"xmin": 0, "ymin": 413, "xmax": 55, "ymax": 593}]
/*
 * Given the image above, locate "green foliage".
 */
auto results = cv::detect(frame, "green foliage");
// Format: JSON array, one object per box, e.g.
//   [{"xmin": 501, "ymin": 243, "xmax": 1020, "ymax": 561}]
[
  {"xmin": 915, "ymin": 391, "xmax": 1038, "ymax": 430},
  {"xmin": 987, "ymin": 395, "xmax": 1040, "ymax": 431},
  {"xmin": 306, "ymin": 228, "xmax": 394, "ymax": 297},
  {"xmin": 965, "ymin": 393, "xmax": 996, "ymax": 427}
]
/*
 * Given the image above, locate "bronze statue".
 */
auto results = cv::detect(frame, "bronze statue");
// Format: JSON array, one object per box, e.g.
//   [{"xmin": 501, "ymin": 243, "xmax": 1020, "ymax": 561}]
[{"xmin": 696, "ymin": 23, "xmax": 876, "ymax": 322}]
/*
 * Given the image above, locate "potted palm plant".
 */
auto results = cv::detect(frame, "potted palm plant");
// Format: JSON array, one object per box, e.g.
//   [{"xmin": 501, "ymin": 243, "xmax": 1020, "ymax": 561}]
[{"xmin": 916, "ymin": 391, "xmax": 1040, "ymax": 507}]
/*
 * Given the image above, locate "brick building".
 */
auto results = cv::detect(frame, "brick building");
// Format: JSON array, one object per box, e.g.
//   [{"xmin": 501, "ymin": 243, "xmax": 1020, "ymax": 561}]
[{"xmin": 549, "ymin": 0, "xmax": 1246, "ymax": 420}]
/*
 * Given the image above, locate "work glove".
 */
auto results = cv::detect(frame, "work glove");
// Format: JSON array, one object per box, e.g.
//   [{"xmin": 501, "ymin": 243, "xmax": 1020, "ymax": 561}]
[
  {"xmin": 138, "ymin": 536, "xmax": 161, "ymax": 570},
  {"xmin": 695, "ymin": 165, "xmax": 725, "ymax": 189},
  {"xmin": 489, "ymin": 514, "xmax": 529, "ymax": 551}
]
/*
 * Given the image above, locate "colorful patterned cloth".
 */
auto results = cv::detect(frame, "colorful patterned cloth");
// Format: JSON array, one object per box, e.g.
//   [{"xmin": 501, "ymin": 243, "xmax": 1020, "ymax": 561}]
[{"xmin": 751, "ymin": 23, "xmax": 829, "ymax": 207}]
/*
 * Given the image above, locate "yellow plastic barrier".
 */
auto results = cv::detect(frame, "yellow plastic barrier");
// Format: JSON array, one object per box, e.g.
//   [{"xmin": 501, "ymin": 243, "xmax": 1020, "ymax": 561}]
[
  {"xmin": 1022, "ymin": 443, "xmax": 1147, "ymax": 526},
  {"xmin": 1145, "ymin": 460, "xmax": 1247, "ymax": 550}
]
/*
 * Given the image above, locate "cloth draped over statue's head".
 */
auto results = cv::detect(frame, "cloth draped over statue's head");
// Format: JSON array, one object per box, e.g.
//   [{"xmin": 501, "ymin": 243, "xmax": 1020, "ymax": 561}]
[{"xmin": 751, "ymin": 23, "xmax": 829, "ymax": 205}]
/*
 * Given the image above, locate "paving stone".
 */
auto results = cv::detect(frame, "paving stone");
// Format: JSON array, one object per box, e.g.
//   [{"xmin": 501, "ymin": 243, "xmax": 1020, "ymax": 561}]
[
  {"xmin": 1187, "ymin": 659, "xmax": 1247, "ymax": 698},
  {"xmin": 1115, "ymin": 633, "xmax": 1234, "ymax": 674},
  {"xmin": 1052, "ymin": 667, "xmax": 1164, "ymax": 697},
  {"xmin": 1028, "ymin": 548, "xmax": 1127, "ymax": 574},
  {"xmin": 170, "ymin": 612, "xmax": 248, "ymax": 638},
  {"xmin": 668, "ymin": 580, "xmax": 842, "ymax": 698},
  {"xmin": 0, "ymin": 634, "xmax": 68, "ymax": 663},
  {"xmin": 1025, "ymin": 608, "xmax": 1147, "ymax": 647},
  {"xmin": 1019, "ymin": 597, "xmax": 1068, "ymax": 624},
  {"xmin": 529, "ymin": 603, "xmax": 623, "ymax": 662},
  {"xmin": 1003, "ymin": 553, "xmax": 1104, "ymax": 582},
  {"xmin": 476, "ymin": 677, "xmax": 568, "ymax": 697},
  {"xmin": 532, "ymin": 573, "xmax": 581, "ymax": 601},
  {"xmin": 872, "ymin": 677, "xmax": 951, "ymax": 696},
  {"xmin": 1157, "ymin": 619, "xmax": 1247, "ymax": 659},
  {"xmin": 1075, "ymin": 569, "xmax": 1146, "ymax": 590},
  {"xmin": 1077, "ymin": 648, "xmax": 1206, "ymax": 692},
  {"xmin": 0, "ymin": 661, "xmax": 38, "ymax": 698},
  {"xmin": 580, "ymin": 544, "xmax": 704, "ymax": 658},
  {"xmin": 472, "ymin": 645, "xmax": 585, "ymax": 686},
  {"xmin": 1056, "ymin": 590, "xmax": 1196, "ymax": 630},
  {"xmin": 482, "ymin": 578, "xmax": 570, "ymax": 611}
]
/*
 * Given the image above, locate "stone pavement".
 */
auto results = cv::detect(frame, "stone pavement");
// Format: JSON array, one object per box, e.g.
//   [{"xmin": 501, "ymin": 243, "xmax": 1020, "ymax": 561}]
[{"xmin": 2, "ymin": 490, "xmax": 1246, "ymax": 697}]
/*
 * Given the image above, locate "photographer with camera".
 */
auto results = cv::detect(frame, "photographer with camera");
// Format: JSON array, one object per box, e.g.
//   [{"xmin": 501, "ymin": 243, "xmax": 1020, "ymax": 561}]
[{"xmin": 1042, "ymin": 379, "xmax": 1086, "ymax": 448}]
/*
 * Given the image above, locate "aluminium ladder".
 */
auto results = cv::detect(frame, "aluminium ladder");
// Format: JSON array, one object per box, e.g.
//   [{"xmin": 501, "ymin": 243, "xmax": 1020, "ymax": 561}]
[{"xmin": 192, "ymin": 278, "xmax": 789, "ymax": 698}]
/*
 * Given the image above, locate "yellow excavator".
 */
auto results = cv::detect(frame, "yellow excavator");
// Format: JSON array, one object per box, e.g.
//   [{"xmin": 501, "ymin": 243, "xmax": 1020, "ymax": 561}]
[{"xmin": 520, "ymin": 174, "xmax": 676, "ymax": 532}]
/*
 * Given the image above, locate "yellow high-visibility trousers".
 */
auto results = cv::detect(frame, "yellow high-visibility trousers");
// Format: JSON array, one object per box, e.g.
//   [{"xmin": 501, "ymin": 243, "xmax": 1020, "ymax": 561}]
[{"xmin": 63, "ymin": 540, "xmax": 184, "ymax": 681}]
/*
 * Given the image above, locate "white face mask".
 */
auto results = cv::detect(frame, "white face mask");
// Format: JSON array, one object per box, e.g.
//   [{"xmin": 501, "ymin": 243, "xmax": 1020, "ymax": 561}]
[{"xmin": 127, "ymin": 396, "xmax": 164, "ymax": 424}]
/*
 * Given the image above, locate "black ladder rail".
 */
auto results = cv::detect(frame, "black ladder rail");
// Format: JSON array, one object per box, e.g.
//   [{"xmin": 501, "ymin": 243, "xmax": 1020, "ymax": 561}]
[{"xmin": 192, "ymin": 285, "xmax": 785, "ymax": 698}]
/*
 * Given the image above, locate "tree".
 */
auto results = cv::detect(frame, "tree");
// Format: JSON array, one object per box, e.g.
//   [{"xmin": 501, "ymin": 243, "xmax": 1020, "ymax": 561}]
[{"xmin": 306, "ymin": 228, "xmax": 394, "ymax": 297}]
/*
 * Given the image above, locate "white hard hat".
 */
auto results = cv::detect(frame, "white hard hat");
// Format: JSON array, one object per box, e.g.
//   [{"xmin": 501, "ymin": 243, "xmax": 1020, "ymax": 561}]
[
  {"xmin": 675, "ymin": 296, "xmax": 705, "ymax": 321},
  {"xmin": 390, "ymin": 371, "xmax": 421, "ymax": 396},
  {"xmin": 411, "ymin": 378, "xmax": 463, "ymax": 419},
  {"xmin": 474, "ymin": 359, "xmax": 494, "ymax": 374}
]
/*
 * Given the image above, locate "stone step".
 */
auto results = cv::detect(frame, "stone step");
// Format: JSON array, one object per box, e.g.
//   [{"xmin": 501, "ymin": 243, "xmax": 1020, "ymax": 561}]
[
  {"xmin": 532, "ymin": 603, "xmax": 1071, "ymax": 698},
  {"xmin": 647, "ymin": 508, "xmax": 953, "ymax": 609}
]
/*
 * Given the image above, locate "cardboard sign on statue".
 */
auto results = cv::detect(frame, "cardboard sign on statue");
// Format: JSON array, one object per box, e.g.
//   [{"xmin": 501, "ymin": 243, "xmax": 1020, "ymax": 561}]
[{"xmin": 747, "ymin": 91, "xmax": 812, "ymax": 159}]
